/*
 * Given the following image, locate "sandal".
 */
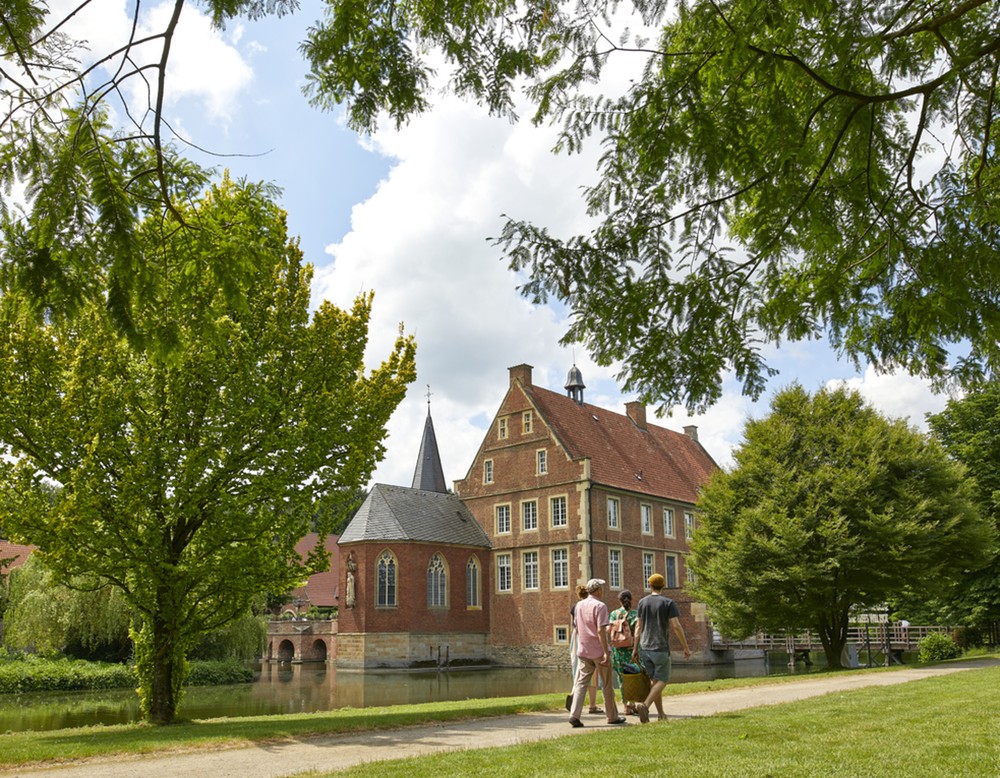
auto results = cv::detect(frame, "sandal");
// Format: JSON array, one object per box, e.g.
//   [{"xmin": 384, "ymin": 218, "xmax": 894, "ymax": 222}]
[{"xmin": 588, "ymin": 707, "xmax": 603, "ymax": 714}]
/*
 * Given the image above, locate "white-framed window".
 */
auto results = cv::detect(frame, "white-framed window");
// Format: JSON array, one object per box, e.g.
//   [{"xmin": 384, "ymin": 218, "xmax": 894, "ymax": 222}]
[
  {"xmin": 685, "ymin": 556, "xmax": 696, "ymax": 584},
  {"xmin": 550, "ymin": 495, "xmax": 568, "ymax": 528},
  {"xmin": 551, "ymin": 548, "xmax": 569, "ymax": 589},
  {"xmin": 523, "ymin": 550, "xmax": 539, "ymax": 591},
  {"xmin": 641, "ymin": 504, "xmax": 652, "ymax": 535},
  {"xmin": 376, "ymin": 550, "xmax": 397, "ymax": 608},
  {"xmin": 664, "ymin": 508, "xmax": 675, "ymax": 538},
  {"xmin": 427, "ymin": 553, "xmax": 448, "ymax": 609},
  {"xmin": 643, "ymin": 552, "xmax": 654, "ymax": 584},
  {"xmin": 555, "ymin": 625, "xmax": 569, "ymax": 644},
  {"xmin": 536, "ymin": 448, "xmax": 548, "ymax": 475},
  {"xmin": 466, "ymin": 556, "xmax": 481, "ymax": 608},
  {"xmin": 497, "ymin": 553, "xmax": 512, "ymax": 593},
  {"xmin": 523, "ymin": 411, "xmax": 533, "ymax": 434},
  {"xmin": 685, "ymin": 511, "xmax": 696, "ymax": 540},
  {"xmin": 483, "ymin": 459, "xmax": 494, "ymax": 484},
  {"xmin": 498, "ymin": 417, "xmax": 508, "ymax": 440},
  {"xmin": 607, "ymin": 497, "xmax": 620, "ymax": 529},
  {"xmin": 495, "ymin": 503, "xmax": 511, "ymax": 534},
  {"xmin": 609, "ymin": 547, "xmax": 622, "ymax": 589},
  {"xmin": 665, "ymin": 553, "xmax": 678, "ymax": 589},
  {"xmin": 522, "ymin": 499, "xmax": 538, "ymax": 531}
]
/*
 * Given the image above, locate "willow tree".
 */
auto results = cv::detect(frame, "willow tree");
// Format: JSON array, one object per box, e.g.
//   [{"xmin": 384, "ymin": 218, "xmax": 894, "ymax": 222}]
[
  {"xmin": 0, "ymin": 173, "xmax": 416, "ymax": 723},
  {"xmin": 689, "ymin": 385, "xmax": 992, "ymax": 668}
]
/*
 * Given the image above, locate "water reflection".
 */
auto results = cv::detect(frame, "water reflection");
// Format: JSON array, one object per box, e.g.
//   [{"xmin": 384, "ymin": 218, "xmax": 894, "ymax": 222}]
[{"xmin": 0, "ymin": 654, "xmax": 844, "ymax": 733}]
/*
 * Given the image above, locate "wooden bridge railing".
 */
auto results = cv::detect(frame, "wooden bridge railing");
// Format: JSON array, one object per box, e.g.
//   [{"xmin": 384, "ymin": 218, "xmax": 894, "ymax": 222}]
[{"xmin": 713, "ymin": 624, "xmax": 950, "ymax": 652}]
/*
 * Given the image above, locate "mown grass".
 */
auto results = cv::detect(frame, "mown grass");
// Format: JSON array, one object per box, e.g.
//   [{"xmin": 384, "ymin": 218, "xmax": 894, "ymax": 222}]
[
  {"xmin": 315, "ymin": 664, "xmax": 1000, "ymax": 778},
  {"xmin": 0, "ymin": 659, "xmax": 994, "ymax": 772}
]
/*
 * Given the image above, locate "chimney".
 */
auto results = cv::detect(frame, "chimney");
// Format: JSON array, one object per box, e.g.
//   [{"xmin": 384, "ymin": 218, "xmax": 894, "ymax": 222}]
[
  {"xmin": 684, "ymin": 425, "xmax": 699, "ymax": 442},
  {"xmin": 625, "ymin": 401, "xmax": 647, "ymax": 430},
  {"xmin": 509, "ymin": 364, "xmax": 533, "ymax": 388}
]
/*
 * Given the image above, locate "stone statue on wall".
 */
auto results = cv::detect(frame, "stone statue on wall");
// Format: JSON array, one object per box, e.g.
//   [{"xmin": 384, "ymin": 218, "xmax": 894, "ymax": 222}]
[{"xmin": 346, "ymin": 553, "xmax": 357, "ymax": 608}]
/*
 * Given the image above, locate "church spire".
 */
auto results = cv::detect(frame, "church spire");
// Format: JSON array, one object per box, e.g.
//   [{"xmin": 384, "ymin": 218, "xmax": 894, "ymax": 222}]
[{"xmin": 411, "ymin": 387, "xmax": 448, "ymax": 493}]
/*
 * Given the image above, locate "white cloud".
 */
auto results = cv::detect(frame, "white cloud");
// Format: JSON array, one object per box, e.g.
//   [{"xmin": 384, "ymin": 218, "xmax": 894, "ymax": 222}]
[
  {"xmin": 138, "ymin": 2, "xmax": 253, "ymax": 123},
  {"xmin": 827, "ymin": 367, "xmax": 951, "ymax": 431},
  {"xmin": 47, "ymin": 0, "xmax": 252, "ymax": 127},
  {"xmin": 311, "ymin": 93, "xmax": 628, "ymax": 486}
]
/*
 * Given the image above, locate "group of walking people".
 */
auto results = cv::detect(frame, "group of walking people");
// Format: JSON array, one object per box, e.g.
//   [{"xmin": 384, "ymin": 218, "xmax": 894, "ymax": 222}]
[{"xmin": 567, "ymin": 574, "xmax": 690, "ymax": 727}]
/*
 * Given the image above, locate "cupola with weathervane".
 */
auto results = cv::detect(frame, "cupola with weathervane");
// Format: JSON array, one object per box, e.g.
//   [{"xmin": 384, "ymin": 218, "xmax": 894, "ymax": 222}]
[{"xmin": 565, "ymin": 363, "xmax": 586, "ymax": 405}]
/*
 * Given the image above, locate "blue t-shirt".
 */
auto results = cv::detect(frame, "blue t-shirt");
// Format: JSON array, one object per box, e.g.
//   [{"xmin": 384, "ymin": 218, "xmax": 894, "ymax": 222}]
[{"xmin": 635, "ymin": 592, "xmax": 680, "ymax": 651}]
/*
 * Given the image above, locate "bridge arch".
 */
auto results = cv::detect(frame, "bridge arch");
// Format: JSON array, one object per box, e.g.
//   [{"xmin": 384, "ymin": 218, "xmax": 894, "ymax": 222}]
[{"xmin": 264, "ymin": 620, "xmax": 337, "ymax": 663}]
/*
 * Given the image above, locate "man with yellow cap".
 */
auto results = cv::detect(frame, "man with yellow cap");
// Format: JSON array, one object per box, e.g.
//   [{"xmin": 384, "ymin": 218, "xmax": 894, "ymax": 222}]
[{"xmin": 630, "ymin": 572, "xmax": 691, "ymax": 723}]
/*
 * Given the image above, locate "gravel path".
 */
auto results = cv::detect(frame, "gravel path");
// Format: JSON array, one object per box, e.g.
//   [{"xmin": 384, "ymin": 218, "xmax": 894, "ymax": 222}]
[{"xmin": 6, "ymin": 658, "xmax": 996, "ymax": 778}]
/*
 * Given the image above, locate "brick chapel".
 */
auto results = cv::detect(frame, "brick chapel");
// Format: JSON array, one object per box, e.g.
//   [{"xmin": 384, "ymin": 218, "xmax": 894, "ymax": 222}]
[{"xmin": 334, "ymin": 362, "xmax": 719, "ymax": 669}]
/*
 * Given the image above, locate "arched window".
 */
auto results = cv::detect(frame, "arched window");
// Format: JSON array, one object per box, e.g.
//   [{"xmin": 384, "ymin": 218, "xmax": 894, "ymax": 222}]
[
  {"xmin": 466, "ymin": 556, "xmax": 481, "ymax": 609},
  {"xmin": 427, "ymin": 553, "xmax": 448, "ymax": 608},
  {"xmin": 377, "ymin": 550, "xmax": 397, "ymax": 608}
]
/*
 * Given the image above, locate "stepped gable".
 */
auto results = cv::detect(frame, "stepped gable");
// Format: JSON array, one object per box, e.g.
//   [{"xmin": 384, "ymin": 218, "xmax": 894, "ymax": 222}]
[
  {"xmin": 340, "ymin": 483, "xmax": 491, "ymax": 547},
  {"xmin": 525, "ymin": 385, "xmax": 717, "ymax": 503}
]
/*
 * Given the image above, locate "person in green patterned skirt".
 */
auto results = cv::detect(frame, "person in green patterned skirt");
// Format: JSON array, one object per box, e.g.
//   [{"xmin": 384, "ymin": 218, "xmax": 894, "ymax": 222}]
[{"xmin": 608, "ymin": 589, "xmax": 639, "ymax": 715}]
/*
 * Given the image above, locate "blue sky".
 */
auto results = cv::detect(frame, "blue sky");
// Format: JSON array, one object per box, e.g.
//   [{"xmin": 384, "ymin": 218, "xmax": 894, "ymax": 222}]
[{"xmin": 61, "ymin": 0, "xmax": 953, "ymax": 486}]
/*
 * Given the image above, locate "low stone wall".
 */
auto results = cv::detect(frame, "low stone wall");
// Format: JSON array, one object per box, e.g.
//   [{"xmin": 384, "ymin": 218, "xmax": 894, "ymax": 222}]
[
  {"xmin": 488, "ymin": 643, "xmax": 571, "ymax": 669},
  {"xmin": 336, "ymin": 631, "xmax": 490, "ymax": 669}
]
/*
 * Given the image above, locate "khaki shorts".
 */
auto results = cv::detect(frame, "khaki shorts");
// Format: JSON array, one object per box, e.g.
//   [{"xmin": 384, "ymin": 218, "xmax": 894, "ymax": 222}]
[{"xmin": 638, "ymin": 648, "xmax": 672, "ymax": 683}]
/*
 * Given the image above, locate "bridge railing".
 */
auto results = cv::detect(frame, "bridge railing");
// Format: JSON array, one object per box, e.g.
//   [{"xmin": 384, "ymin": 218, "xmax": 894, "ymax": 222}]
[{"xmin": 713, "ymin": 624, "xmax": 950, "ymax": 651}]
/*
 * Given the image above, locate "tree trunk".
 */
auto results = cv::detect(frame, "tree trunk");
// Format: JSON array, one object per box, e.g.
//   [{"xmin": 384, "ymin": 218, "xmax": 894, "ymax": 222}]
[
  {"xmin": 817, "ymin": 610, "xmax": 850, "ymax": 669},
  {"xmin": 148, "ymin": 614, "xmax": 177, "ymax": 725}
]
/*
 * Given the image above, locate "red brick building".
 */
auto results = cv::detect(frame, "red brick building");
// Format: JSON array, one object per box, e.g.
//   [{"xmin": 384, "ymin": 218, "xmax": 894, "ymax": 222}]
[
  {"xmin": 335, "ymin": 409, "xmax": 493, "ymax": 669},
  {"xmin": 453, "ymin": 363, "xmax": 719, "ymax": 666}
]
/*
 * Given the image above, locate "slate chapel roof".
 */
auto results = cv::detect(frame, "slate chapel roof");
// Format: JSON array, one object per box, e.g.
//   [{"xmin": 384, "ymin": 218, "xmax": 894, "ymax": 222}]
[
  {"xmin": 411, "ymin": 410, "xmax": 448, "ymax": 493},
  {"xmin": 521, "ymin": 384, "xmax": 718, "ymax": 504},
  {"xmin": 340, "ymin": 483, "xmax": 491, "ymax": 548}
]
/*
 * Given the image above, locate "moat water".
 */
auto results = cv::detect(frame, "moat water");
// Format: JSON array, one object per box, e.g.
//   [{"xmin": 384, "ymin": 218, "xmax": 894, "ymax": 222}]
[{"xmin": 0, "ymin": 654, "xmax": 862, "ymax": 733}]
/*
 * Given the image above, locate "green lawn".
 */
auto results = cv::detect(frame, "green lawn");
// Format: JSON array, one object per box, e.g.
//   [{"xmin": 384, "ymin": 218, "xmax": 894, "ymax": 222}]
[
  {"xmin": 0, "ymin": 661, "xmax": 997, "ymax": 776},
  {"xmin": 316, "ymin": 665, "xmax": 1000, "ymax": 778},
  {"xmin": 0, "ymin": 668, "xmax": 867, "ymax": 766}
]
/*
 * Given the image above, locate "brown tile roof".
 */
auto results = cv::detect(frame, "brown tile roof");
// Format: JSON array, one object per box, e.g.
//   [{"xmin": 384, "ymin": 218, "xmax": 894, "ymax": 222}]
[
  {"xmin": 0, "ymin": 541, "xmax": 35, "ymax": 572},
  {"xmin": 289, "ymin": 533, "xmax": 340, "ymax": 608},
  {"xmin": 525, "ymin": 385, "xmax": 718, "ymax": 503}
]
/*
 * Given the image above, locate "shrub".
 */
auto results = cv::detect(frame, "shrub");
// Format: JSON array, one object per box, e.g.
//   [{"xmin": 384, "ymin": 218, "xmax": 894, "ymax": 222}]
[
  {"xmin": 918, "ymin": 631, "xmax": 962, "ymax": 663},
  {"xmin": 186, "ymin": 660, "xmax": 255, "ymax": 686},
  {"xmin": 0, "ymin": 656, "xmax": 254, "ymax": 694},
  {"xmin": 0, "ymin": 655, "xmax": 135, "ymax": 694}
]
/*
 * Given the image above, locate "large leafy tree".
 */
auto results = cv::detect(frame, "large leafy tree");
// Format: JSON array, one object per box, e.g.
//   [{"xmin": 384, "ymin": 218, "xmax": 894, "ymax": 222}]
[
  {"xmin": 6, "ymin": 2, "xmax": 999, "ymax": 408},
  {"xmin": 0, "ymin": 173, "xmax": 416, "ymax": 723},
  {"xmin": 688, "ymin": 384, "xmax": 992, "ymax": 668},
  {"xmin": 923, "ymin": 384, "xmax": 1000, "ymax": 628}
]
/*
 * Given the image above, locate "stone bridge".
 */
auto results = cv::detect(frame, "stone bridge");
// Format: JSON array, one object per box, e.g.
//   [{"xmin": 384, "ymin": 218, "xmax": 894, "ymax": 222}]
[{"xmin": 264, "ymin": 619, "xmax": 337, "ymax": 663}]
